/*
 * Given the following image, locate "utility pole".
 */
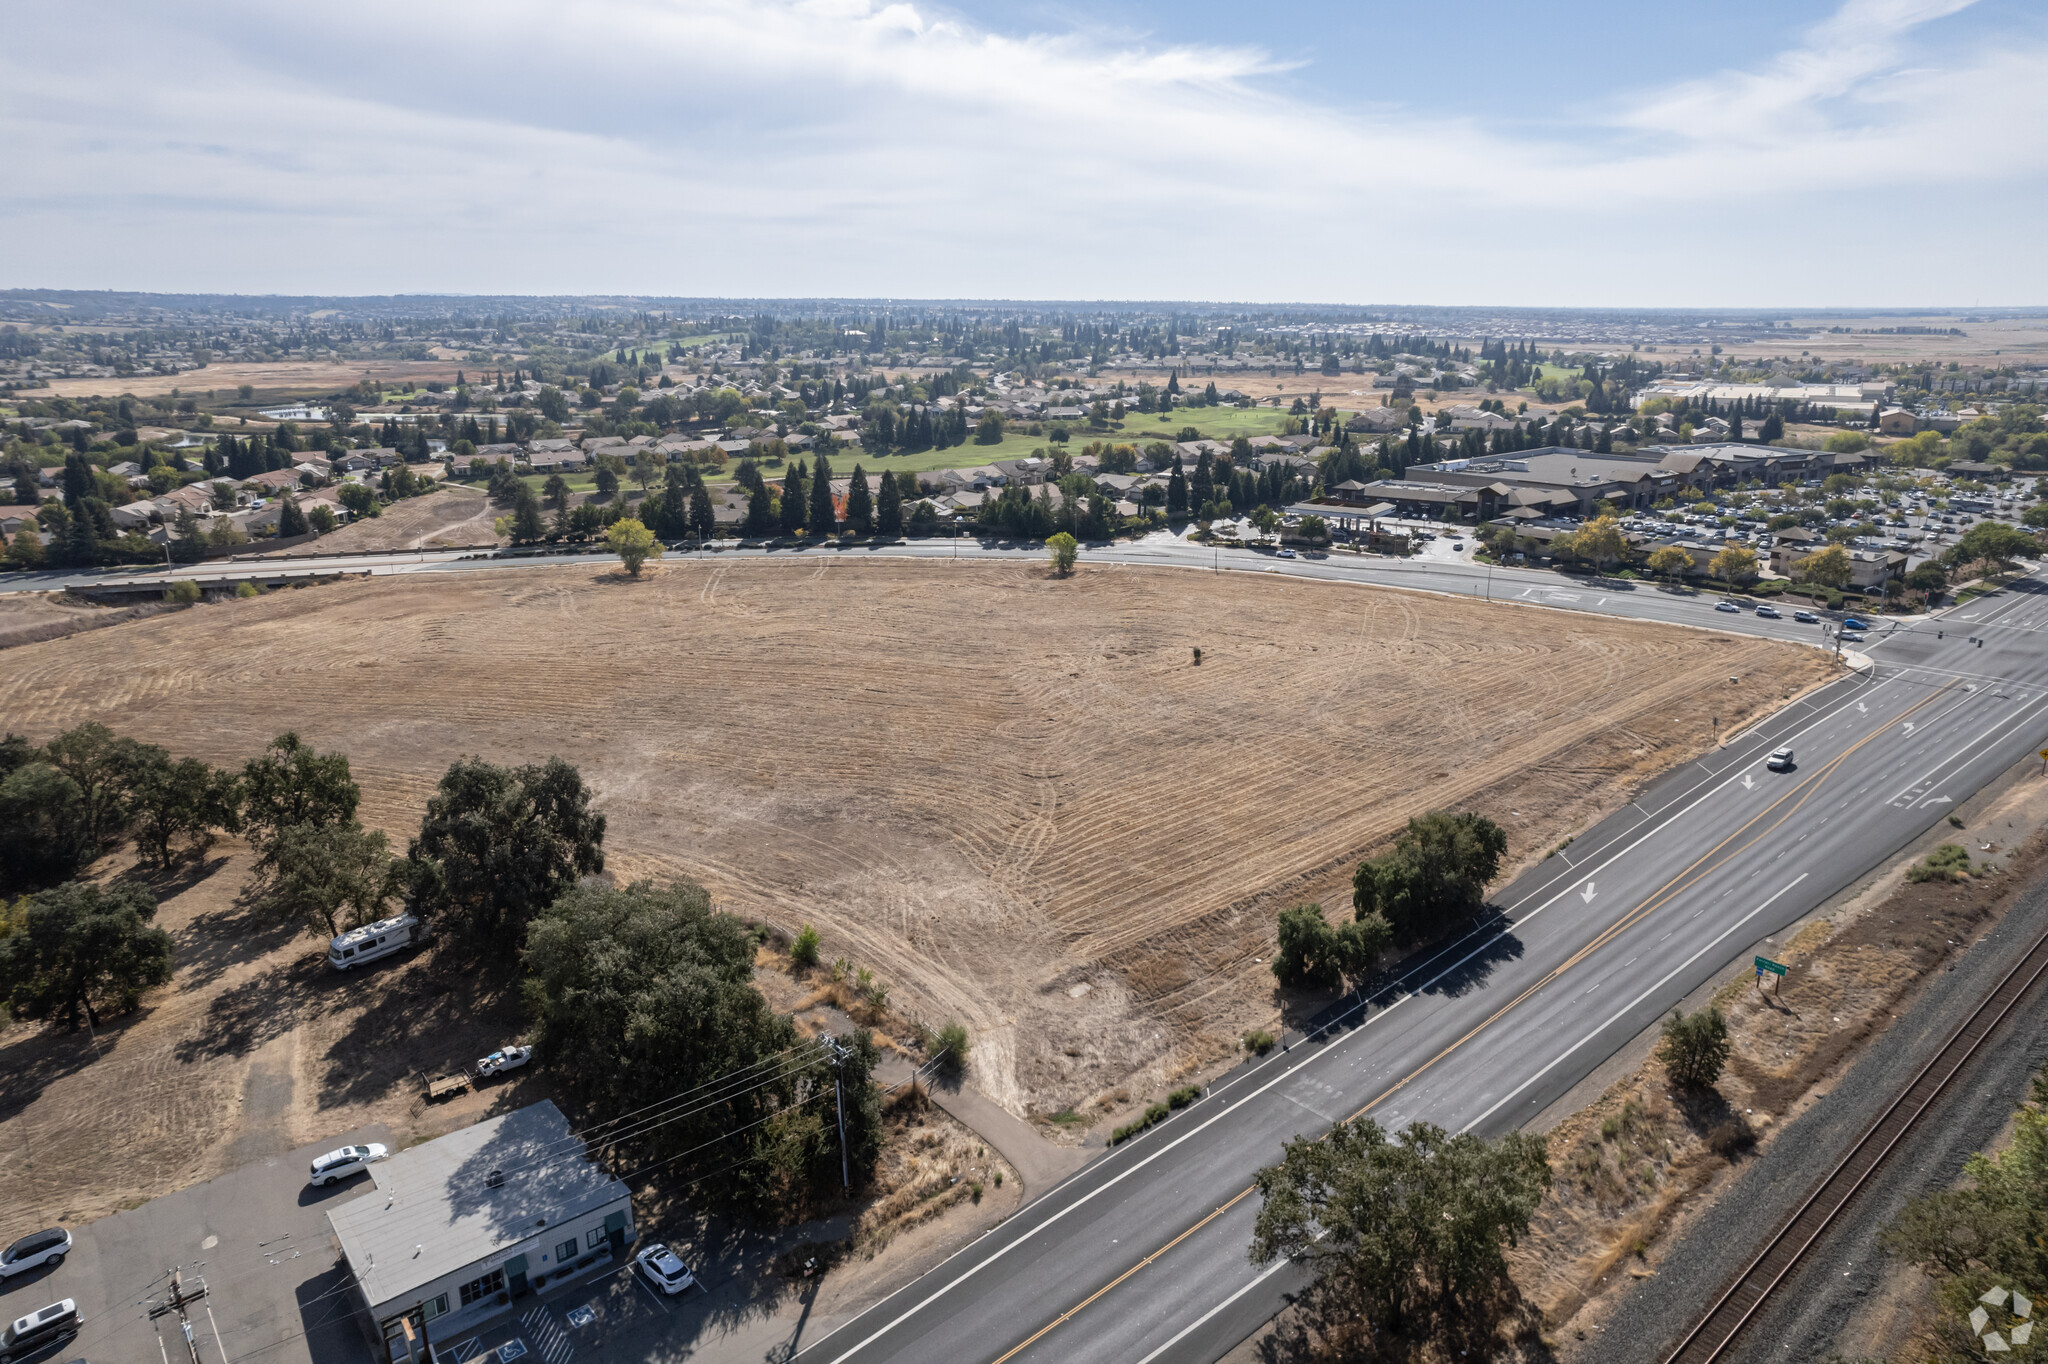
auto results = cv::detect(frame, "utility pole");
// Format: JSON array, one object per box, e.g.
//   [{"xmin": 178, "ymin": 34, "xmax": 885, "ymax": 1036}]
[
  {"xmin": 828, "ymin": 1038, "xmax": 852, "ymax": 1193},
  {"xmin": 148, "ymin": 1266, "xmax": 207, "ymax": 1364}
]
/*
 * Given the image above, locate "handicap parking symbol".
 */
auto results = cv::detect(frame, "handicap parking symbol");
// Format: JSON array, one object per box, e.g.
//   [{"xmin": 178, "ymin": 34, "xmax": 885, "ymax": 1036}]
[
  {"xmin": 496, "ymin": 1341, "xmax": 529, "ymax": 1363},
  {"xmin": 566, "ymin": 1305, "xmax": 596, "ymax": 1330}
]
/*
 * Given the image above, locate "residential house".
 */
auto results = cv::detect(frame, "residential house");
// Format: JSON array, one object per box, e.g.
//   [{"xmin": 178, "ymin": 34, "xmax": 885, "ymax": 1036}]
[
  {"xmin": 526, "ymin": 448, "xmax": 589, "ymax": 473},
  {"xmin": 246, "ymin": 468, "xmax": 311, "ymax": 495}
]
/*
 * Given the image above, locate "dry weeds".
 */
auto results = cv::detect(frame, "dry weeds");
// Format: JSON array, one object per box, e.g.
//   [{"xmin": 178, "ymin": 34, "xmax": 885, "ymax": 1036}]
[{"xmin": 0, "ymin": 559, "xmax": 1829, "ymax": 1117}]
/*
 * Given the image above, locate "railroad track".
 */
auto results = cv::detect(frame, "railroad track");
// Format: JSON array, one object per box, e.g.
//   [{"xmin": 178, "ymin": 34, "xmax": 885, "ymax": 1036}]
[{"xmin": 1663, "ymin": 921, "xmax": 2048, "ymax": 1364}]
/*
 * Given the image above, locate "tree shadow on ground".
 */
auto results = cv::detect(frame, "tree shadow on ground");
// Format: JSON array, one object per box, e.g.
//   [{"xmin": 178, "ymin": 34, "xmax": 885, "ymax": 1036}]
[
  {"xmin": 174, "ymin": 954, "xmax": 318, "ymax": 1064},
  {"xmin": 112, "ymin": 848, "xmax": 232, "ymax": 902},
  {"xmin": 645, "ymin": 1201, "xmax": 859, "ymax": 1346},
  {"xmin": 1416, "ymin": 923, "xmax": 1525, "ymax": 1001},
  {"xmin": 167, "ymin": 879, "xmax": 305, "ymax": 995},
  {"xmin": 1248, "ymin": 1279, "xmax": 1555, "ymax": 1363},
  {"xmin": 0, "ymin": 1025, "xmax": 113, "ymax": 1124},
  {"xmin": 310, "ymin": 950, "xmax": 524, "ymax": 1113},
  {"xmin": 1671, "ymin": 1085, "xmax": 1757, "ymax": 1160}
]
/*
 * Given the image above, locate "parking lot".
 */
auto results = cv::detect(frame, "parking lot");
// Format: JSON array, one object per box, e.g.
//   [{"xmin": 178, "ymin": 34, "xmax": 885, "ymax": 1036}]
[
  {"xmin": 0, "ymin": 1124, "xmax": 393, "ymax": 1364},
  {"xmin": 3, "ymin": 1125, "xmax": 851, "ymax": 1364}
]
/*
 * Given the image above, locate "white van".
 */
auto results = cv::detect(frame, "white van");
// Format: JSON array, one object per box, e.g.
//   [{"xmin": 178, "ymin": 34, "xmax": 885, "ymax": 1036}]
[
  {"xmin": 327, "ymin": 914, "xmax": 424, "ymax": 971},
  {"xmin": 1, "ymin": 1299, "xmax": 81, "ymax": 1363}
]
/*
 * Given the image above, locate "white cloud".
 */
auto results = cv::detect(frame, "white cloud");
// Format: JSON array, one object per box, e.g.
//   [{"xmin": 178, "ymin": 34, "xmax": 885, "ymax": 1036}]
[{"xmin": 0, "ymin": 0, "xmax": 2041, "ymax": 303}]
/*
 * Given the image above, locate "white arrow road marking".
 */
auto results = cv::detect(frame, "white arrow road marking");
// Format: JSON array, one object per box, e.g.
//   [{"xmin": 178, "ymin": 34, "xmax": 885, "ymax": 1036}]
[
  {"xmin": 1858, "ymin": 702, "xmax": 1868, "ymax": 713},
  {"xmin": 1581, "ymin": 881, "xmax": 1597, "ymax": 904},
  {"xmin": 1902, "ymin": 722, "xmax": 1915, "ymax": 734},
  {"xmin": 1743, "ymin": 774, "xmax": 1756, "ymax": 791},
  {"xmin": 1926, "ymin": 795, "xmax": 1953, "ymax": 805}
]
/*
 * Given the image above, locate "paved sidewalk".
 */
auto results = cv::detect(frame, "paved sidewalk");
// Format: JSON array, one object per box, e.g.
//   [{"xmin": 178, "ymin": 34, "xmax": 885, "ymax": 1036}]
[{"xmin": 928, "ymin": 1077, "xmax": 1094, "ymax": 1202}]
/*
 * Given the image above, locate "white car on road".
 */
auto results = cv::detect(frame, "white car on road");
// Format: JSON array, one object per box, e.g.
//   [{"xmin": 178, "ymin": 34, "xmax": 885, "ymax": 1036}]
[
  {"xmin": 309, "ymin": 1143, "xmax": 388, "ymax": 1186},
  {"xmin": 476, "ymin": 1046, "xmax": 532, "ymax": 1078},
  {"xmin": 635, "ymin": 1242, "xmax": 696, "ymax": 1294}
]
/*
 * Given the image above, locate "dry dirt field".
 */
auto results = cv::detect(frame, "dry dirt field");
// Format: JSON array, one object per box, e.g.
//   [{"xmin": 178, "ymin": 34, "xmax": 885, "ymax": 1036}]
[
  {"xmin": 0, "ymin": 560, "xmax": 1829, "ymax": 1118},
  {"xmin": 250, "ymin": 484, "xmax": 500, "ymax": 554},
  {"xmin": 34, "ymin": 359, "xmax": 472, "ymax": 401}
]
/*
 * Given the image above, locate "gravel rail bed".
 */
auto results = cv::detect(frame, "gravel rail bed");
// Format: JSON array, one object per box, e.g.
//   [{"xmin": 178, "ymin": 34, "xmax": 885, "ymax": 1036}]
[{"xmin": 1600, "ymin": 865, "xmax": 2048, "ymax": 1364}]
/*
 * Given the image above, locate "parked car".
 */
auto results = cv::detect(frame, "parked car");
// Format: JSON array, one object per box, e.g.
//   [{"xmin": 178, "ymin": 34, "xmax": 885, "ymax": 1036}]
[
  {"xmin": 1767, "ymin": 747, "xmax": 1795, "ymax": 771},
  {"xmin": 635, "ymin": 1243, "xmax": 696, "ymax": 1295},
  {"xmin": 308, "ymin": 1143, "xmax": 389, "ymax": 1187},
  {"xmin": 1755, "ymin": 605, "xmax": 1781, "ymax": 619},
  {"xmin": 0, "ymin": 1300, "xmax": 81, "ymax": 1364},
  {"xmin": 1715, "ymin": 600, "xmax": 1740, "ymax": 613},
  {"xmin": 0, "ymin": 1229, "xmax": 69, "ymax": 1280},
  {"xmin": 1794, "ymin": 610, "xmax": 1820, "ymax": 623},
  {"xmin": 476, "ymin": 1046, "xmax": 532, "ymax": 1078}
]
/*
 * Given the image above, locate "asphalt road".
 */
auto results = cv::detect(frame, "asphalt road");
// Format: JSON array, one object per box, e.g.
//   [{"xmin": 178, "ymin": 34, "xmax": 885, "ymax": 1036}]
[
  {"xmin": 787, "ymin": 574, "xmax": 2048, "ymax": 1364},
  {"xmin": 1, "ymin": 533, "xmax": 1870, "ymax": 648}
]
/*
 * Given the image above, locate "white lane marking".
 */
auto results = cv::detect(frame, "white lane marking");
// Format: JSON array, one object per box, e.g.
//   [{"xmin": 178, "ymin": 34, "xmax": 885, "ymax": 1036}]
[
  {"xmin": 1461, "ymin": 875, "xmax": 1811, "ymax": 1134},
  {"xmin": 1132, "ymin": 1258, "xmax": 1294, "ymax": 1364},
  {"xmin": 1889, "ymin": 690, "xmax": 2048, "ymax": 807}
]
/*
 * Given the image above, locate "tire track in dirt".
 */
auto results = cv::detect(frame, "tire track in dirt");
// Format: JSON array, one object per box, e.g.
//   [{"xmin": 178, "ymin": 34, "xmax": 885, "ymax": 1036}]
[{"xmin": 0, "ymin": 561, "xmax": 1830, "ymax": 1112}]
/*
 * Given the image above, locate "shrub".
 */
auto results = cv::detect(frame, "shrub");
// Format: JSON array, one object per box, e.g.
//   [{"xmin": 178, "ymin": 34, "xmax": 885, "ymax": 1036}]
[
  {"xmin": 165, "ymin": 580, "xmax": 201, "ymax": 606},
  {"xmin": 1706, "ymin": 1116, "xmax": 1756, "ymax": 1157},
  {"xmin": 1167, "ymin": 1085, "xmax": 1201, "ymax": 1110},
  {"xmin": 790, "ymin": 922, "xmax": 820, "ymax": 968},
  {"xmin": 1112, "ymin": 1101, "xmax": 1174, "ymax": 1145},
  {"xmin": 1660, "ymin": 1005, "xmax": 1732, "ymax": 1088},
  {"xmin": 1907, "ymin": 843, "xmax": 1972, "ymax": 883},
  {"xmin": 235, "ymin": 581, "xmax": 260, "ymax": 598},
  {"xmin": 1243, "ymin": 1028, "xmax": 1276, "ymax": 1055},
  {"xmin": 934, "ymin": 1021, "xmax": 970, "ymax": 1072}
]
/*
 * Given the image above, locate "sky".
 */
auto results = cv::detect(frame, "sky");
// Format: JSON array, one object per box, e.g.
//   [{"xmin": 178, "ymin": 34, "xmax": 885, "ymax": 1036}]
[{"xmin": 1, "ymin": 0, "xmax": 2043, "ymax": 307}]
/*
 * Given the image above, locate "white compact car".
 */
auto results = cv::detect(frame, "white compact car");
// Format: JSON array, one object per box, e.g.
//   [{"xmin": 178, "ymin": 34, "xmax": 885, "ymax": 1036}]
[
  {"xmin": 636, "ymin": 1243, "xmax": 696, "ymax": 1295},
  {"xmin": 309, "ymin": 1142, "xmax": 389, "ymax": 1187},
  {"xmin": 0, "ymin": 1228, "xmax": 69, "ymax": 1280},
  {"xmin": 476, "ymin": 1046, "xmax": 533, "ymax": 1078}
]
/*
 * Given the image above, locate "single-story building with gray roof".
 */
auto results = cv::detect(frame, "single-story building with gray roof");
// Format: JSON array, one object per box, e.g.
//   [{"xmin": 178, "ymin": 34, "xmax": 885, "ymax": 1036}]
[{"xmin": 327, "ymin": 1100, "xmax": 634, "ymax": 1362}]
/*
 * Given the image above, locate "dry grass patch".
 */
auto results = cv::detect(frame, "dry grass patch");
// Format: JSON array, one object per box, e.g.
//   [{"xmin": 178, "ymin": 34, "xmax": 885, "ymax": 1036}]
[{"xmin": 0, "ymin": 559, "xmax": 1829, "ymax": 1114}]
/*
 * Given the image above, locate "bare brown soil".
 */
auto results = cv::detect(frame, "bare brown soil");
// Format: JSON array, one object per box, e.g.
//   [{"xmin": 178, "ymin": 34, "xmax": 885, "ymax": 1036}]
[
  {"xmin": 250, "ymin": 484, "xmax": 500, "ymax": 554},
  {"xmin": 0, "ymin": 591, "xmax": 170, "ymax": 651},
  {"xmin": 0, "ymin": 560, "xmax": 1828, "ymax": 1120},
  {"xmin": 36, "ymin": 359, "xmax": 470, "ymax": 401},
  {"xmin": 1520, "ymin": 770, "xmax": 2048, "ymax": 1356}
]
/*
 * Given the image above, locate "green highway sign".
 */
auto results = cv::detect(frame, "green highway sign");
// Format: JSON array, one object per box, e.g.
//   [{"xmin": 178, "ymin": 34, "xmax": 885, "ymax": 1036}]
[{"xmin": 1755, "ymin": 956, "xmax": 1788, "ymax": 977}]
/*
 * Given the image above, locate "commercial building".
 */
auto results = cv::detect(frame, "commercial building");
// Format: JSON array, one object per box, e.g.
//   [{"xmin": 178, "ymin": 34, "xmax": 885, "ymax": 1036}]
[{"xmin": 328, "ymin": 1101, "xmax": 634, "ymax": 1363}]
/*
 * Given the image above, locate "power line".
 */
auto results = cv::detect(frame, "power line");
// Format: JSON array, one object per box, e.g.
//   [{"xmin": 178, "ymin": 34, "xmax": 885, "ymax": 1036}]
[{"xmin": 285, "ymin": 1041, "xmax": 849, "ymax": 1256}]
